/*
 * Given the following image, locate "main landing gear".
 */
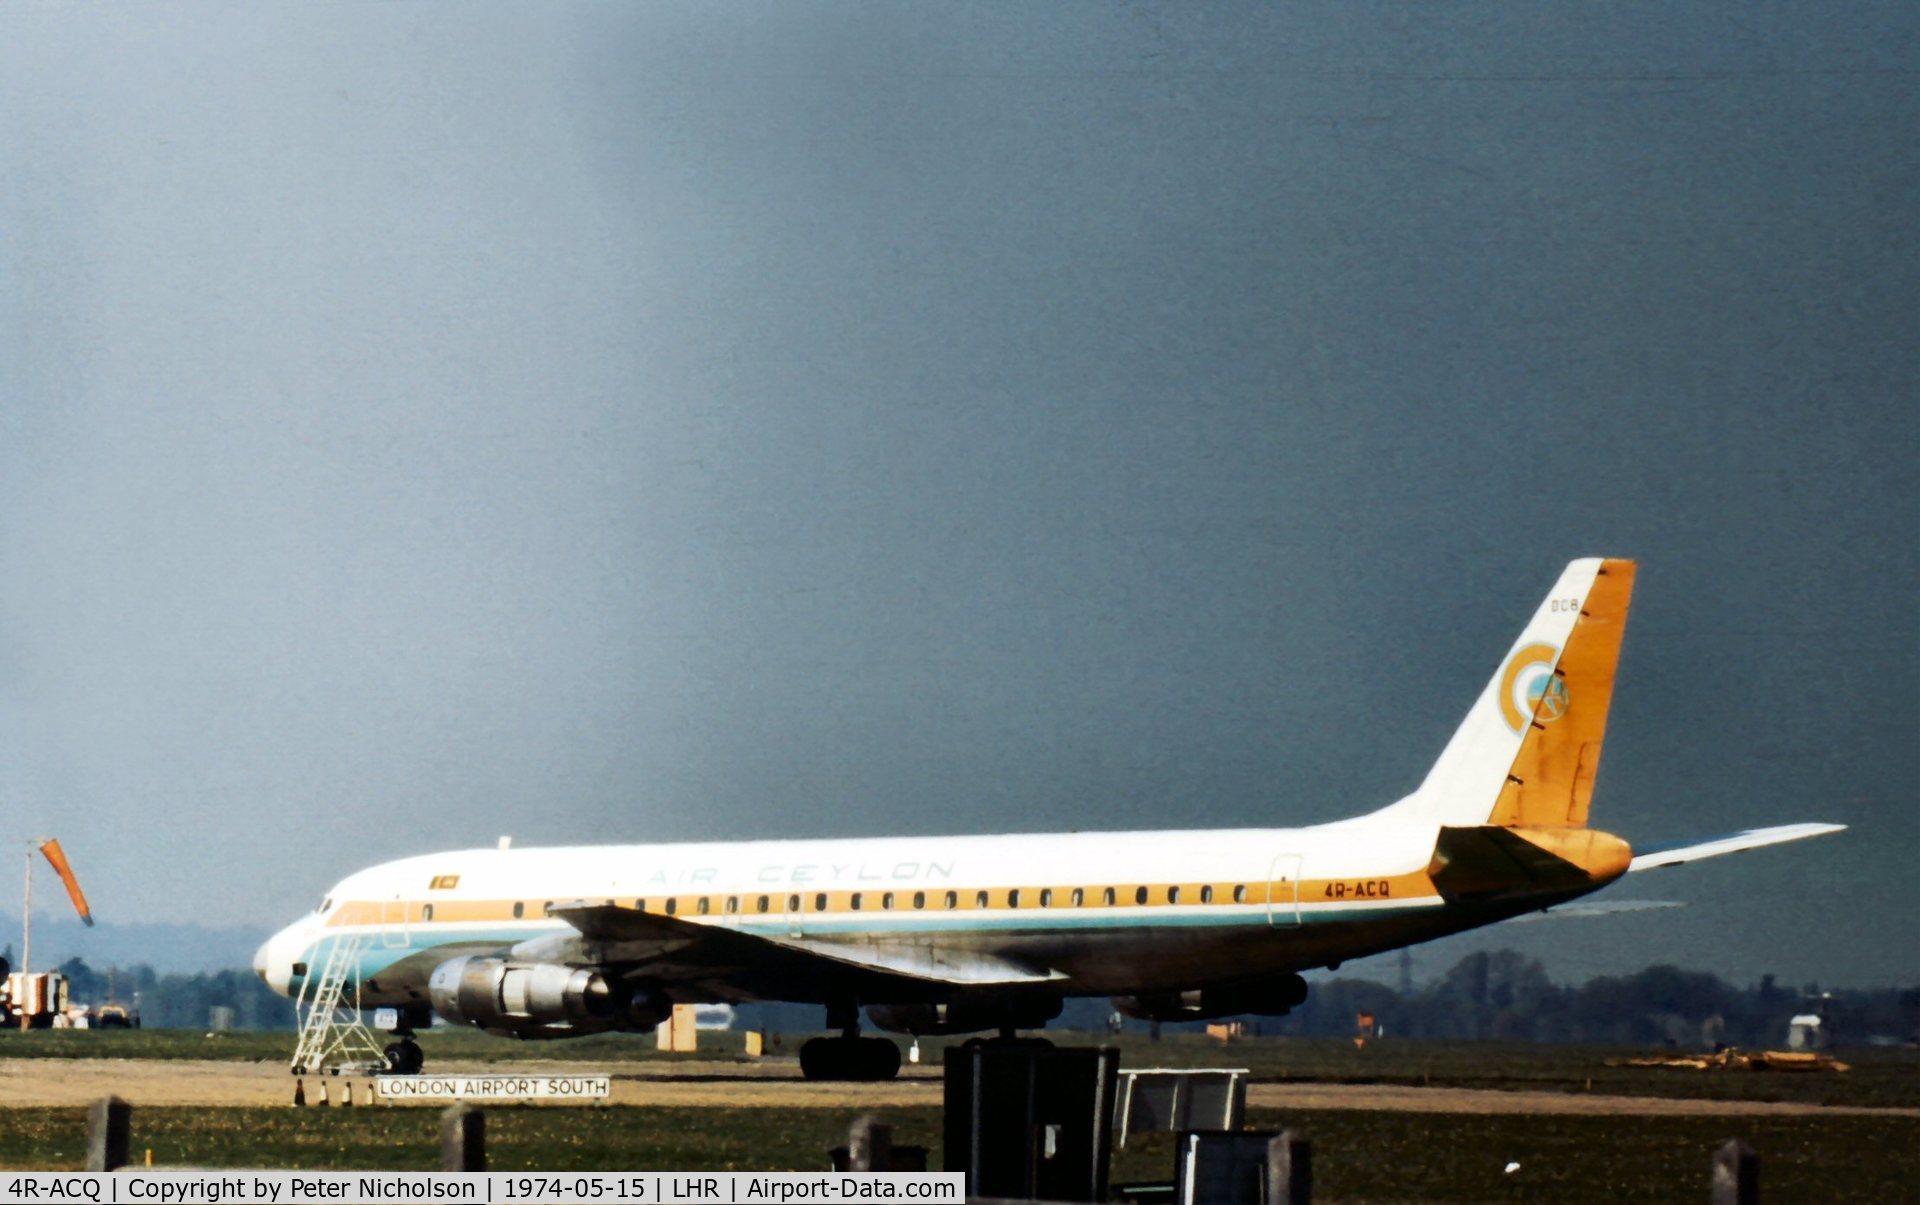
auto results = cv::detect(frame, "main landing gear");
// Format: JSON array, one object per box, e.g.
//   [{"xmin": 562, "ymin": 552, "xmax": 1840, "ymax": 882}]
[
  {"xmin": 799, "ymin": 1036, "xmax": 901, "ymax": 1081},
  {"xmin": 799, "ymin": 1003, "xmax": 902, "ymax": 1081},
  {"xmin": 382, "ymin": 1007, "xmax": 430, "ymax": 1075},
  {"xmin": 962, "ymin": 1027, "xmax": 1055, "ymax": 1052}
]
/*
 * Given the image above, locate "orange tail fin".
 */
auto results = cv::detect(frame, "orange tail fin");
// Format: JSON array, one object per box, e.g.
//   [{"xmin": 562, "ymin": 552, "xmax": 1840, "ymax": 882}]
[{"xmin": 1486, "ymin": 560, "xmax": 1637, "ymax": 828}]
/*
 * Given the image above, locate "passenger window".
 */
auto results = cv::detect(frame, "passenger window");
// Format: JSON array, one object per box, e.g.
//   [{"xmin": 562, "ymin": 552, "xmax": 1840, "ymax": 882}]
[
  {"xmin": 421, "ymin": 904, "xmax": 433, "ymax": 922},
  {"xmin": 788, "ymin": 894, "xmax": 801, "ymax": 912},
  {"xmin": 725, "ymin": 896, "xmax": 739, "ymax": 914},
  {"xmin": 636, "ymin": 899, "xmax": 647, "ymax": 912},
  {"xmin": 697, "ymin": 898, "xmax": 710, "ymax": 915},
  {"xmin": 1135, "ymin": 886, "xmax": 1148, "ymax": 905},
  {"xmin": 542, "ymin": 901, "xmax": 556, "ymax": 916},
  {"xmin": 1039, "ymin": 888, "xmax": 1053, "ymax": 907},
  {"xmin": 1071, "ymin": 887, "xmax": 1084, "ymax": 906},
  {"xmin": 880, "ymin": 892, "xmax": 893, "ymax": 910},
  {"xmin": 913, "ymin": 891, "xmax": 926, "ymax": 909},
  {"xmin": 512, "ymin": 902, "xmax": 525, "ymax": 919},
  {"xmin": 1008, "ymin": 889, "xmax": 1021, "ymax": 908},
  {"xmin": 814, "ymin": 893, "xmax": 827, "ymax": 911},
  {"xmin": 851, "ymin": 893, "xmax": 863, "ymax": 911},
  {"xmin": 944, "ymin": 891, "xmax": 957, "ymax": 909},
  {"xmin": 1233, "ymin": 885, "xmax": 1247, "ymax": 903},
  {"xmin": 665, "ymin": 898, "xmax": 678, "ymax": 915},
  {"xmin": 1168, "ymin": 886, "xmax": 1181, "ymax": 905},
  {"xmin": 1201, "ymin": 885, "xmax": 1213, "ymax": 904},
  {"xmin": 755, "ymin": 895, "xmax": 768, "ymax": 913},
  {"xmin": 975, "ymin": 890, "xmax": 989, "ymax": 908}
]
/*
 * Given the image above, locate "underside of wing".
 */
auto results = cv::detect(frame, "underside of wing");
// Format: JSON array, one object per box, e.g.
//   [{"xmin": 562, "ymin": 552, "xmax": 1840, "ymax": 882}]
[
  {"xmin": 526, "ymin": 902, "xmax": 1059, "ymax": 1003},
  {"xmin": 1627, "ymin": 822, "xmax": 1846, "ymax": 871}
]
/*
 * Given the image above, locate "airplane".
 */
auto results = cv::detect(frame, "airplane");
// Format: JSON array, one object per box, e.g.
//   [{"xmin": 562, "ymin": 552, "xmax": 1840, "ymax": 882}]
[{"xmin": 254, "ymin": 558, "xmax": 1845, "ymax": 1079}]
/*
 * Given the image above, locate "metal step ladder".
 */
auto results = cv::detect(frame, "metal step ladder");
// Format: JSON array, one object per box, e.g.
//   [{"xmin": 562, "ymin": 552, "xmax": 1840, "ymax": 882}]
[{"xmin": 289, "ymin": 934, "xmax": 388, "ymax": 1075}]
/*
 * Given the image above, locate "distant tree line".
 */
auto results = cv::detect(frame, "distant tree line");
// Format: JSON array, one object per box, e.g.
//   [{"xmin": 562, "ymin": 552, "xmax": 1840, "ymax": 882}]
[
  {"xmin": 19, "ymin": 949, "xmax": 1919, "ymax": 1044},
  {"xmin": 1260, "ymin": 950, "xmax": 1920, "ymax": 1047},
  {"xmin": 50, "ymin": 956, "xmax": 296, "ymax": 1031}
]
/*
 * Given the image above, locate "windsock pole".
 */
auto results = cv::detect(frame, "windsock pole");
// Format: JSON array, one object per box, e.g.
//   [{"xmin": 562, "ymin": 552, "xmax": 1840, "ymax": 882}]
[{"xmin": 18, "ymin": 843, "xmax": 30, "ymax": 1030}]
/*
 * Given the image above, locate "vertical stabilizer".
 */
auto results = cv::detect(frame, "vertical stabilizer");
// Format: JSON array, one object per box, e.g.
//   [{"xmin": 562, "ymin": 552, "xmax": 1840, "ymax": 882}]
[
  {"xmin": 1375, "ymin": 558, "xmax": 1635, "ymax": 829},
  {"xmin": 1486, "ymin": 561, "xmax": 1635, "ymax": 827}
]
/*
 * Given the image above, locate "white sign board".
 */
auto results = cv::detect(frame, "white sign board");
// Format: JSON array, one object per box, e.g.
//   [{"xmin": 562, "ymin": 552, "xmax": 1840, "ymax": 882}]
[{"xmin": 373, "ymin": 1074, "xmax": 611, "ymax": 1101}]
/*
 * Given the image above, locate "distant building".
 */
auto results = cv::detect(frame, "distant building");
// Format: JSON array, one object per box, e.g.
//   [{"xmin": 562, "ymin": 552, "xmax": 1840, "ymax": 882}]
[{"xmin": 1787, "ymin": 1013, "xmax": 1826, "ymax": 1050}]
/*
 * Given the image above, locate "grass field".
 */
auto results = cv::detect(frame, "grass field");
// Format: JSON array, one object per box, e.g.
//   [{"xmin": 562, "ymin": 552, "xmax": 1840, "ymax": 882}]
[
  {"xmin": 0, "ymin": 1104, "xmax": 1913, "ymax": 1203},
  {"xmin": 2, "ymin": 1032, "xmax": 1914, "ymax": 1201}
]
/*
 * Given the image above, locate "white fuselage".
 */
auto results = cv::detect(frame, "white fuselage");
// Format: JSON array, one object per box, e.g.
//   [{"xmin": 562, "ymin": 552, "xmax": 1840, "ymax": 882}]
[{"xmin": 253, "ymin": 808, "xmax": 1587, "ymax": 1012}]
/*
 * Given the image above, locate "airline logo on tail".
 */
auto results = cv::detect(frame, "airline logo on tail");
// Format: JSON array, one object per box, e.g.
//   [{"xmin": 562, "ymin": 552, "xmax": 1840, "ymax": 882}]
[{"xmin": 1498, "ymin": 642, "xmax": 1564, "ymax": 730}]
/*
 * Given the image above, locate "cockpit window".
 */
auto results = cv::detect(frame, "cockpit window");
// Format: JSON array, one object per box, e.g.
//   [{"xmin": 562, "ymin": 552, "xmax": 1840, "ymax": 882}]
[{"xmin": 319, "ymin": 897, "xmax": 334, "ymax": 913}]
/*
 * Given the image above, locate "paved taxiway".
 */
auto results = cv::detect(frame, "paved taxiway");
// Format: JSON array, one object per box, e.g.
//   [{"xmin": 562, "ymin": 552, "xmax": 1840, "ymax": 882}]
[{"xmin": 1, "ymin": 1059, "xmax": 1914, "ymax": 1117}]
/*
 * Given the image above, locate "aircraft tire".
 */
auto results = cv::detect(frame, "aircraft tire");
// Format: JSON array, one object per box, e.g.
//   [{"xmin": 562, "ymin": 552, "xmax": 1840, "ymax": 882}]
[
  {"xmin": 857, "ymin": 1036, "xmax": 901, "ymax": 1080},
  {"xmin": 799, "ymin": 1037, "xmax": 901, "ymax": 1081},
  {"xmin": 384, "ymin": 1039, "xmax": 425, "ymax": 1075}
]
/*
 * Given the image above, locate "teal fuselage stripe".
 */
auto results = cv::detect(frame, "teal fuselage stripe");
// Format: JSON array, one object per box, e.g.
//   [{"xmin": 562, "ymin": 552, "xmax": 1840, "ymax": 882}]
[{"xmin": 297, "ymin": 901, "xmax": 1432, "ymax": 995}]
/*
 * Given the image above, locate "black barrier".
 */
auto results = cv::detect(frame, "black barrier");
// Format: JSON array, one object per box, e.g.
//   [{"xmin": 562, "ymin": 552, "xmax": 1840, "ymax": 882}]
[{"xmin": 944, "ymin": 1044, "xmax": 1119, "ymax": 1202}]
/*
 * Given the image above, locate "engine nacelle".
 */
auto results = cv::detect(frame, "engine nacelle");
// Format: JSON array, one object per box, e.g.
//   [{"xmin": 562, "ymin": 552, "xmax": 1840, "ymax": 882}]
[
  {"xmin": 865, "ymin": 997, "xmax": 1062, "ymax": 1036},
  {"xmin": 428, "ymin": 956, "xmax": 668, "ymax": 1036},
  {"xmin": 1112, "ymin": 974, "xmax": 1310, "ymax": 1023}
]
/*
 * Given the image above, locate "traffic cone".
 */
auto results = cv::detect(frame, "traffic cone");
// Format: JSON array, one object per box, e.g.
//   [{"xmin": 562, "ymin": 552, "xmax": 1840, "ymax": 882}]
[
  {"xmin": 294, "ymin": 1079, "xmax": 307, "ymax": 1107},
  {"xmin": 341, "ymin": 1081, "xmax": 354, "ymax": 1107},
  {"xmin": 319, "ymin": 1081, "xmax": 330, "ymax": 1106}
]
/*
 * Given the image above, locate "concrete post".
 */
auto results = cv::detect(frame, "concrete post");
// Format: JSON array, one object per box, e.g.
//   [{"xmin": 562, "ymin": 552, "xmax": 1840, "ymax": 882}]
[
  {"xmin": 1710, "ymin": 1139, "xmax": 1758, "ymax": 1205},
  {"xmin": 86, "ymin": 1096, "xmax": 131, "ymax": 1172},
  {"xmin": 1265, "ymin": 1129, "xmax": 1311, "ymax": 1205},
  {"xmin": 442, "ymin": 1104, "xmax": 486, "ymax": 1172},
  {"xmin": 848, "ymin": 1117, "xmax": 893, "ymax": 1173}
]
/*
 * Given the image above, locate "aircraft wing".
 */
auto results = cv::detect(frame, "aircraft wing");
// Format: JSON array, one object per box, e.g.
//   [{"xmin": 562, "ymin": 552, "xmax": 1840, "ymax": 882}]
[
  {"xmin": 1627, "ymin": 822, "xmax": 1846, "ymax": 871},
  {"xmin": 522, "ymin": 902, "xmax": 1060, "ymax": 998}
]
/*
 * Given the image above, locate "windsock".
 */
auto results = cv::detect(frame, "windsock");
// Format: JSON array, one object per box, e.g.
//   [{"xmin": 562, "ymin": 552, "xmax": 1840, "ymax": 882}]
[{"xmin": 38, "ymin": 839, "xmax": 94, "ymax": 927}]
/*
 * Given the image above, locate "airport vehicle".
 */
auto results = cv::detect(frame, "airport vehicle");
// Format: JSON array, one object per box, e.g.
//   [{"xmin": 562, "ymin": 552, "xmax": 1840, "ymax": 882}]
[{"xmin": 254, "ymin": 559, "xmax": 1845, "ymax": 1079}]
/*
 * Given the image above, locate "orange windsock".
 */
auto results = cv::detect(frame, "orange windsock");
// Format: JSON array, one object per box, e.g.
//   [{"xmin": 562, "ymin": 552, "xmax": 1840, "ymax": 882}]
[{"xmin": 38, "ymin": 839, "xmax": 93, "ymax": 928}]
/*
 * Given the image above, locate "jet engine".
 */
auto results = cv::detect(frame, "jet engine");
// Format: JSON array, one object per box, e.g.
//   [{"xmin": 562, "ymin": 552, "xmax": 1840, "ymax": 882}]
[
  {"xmin": 865, "ymin": 997, "xmax": 1062, "ymax": 1036},
  {"xmin": 427, "ymin": 956, "xmax": 669, "ymax": 1037},
  {"xmin": 1112, "ymin": 974, "xmax": 1309, "ymax": 1023}
]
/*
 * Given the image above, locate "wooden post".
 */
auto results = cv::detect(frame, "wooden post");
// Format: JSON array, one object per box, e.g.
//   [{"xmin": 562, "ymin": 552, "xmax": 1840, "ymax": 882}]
[
  {"xmin": 1710, "ymin": 1139, "xmax": 1758, "ymax": 1205},
  {"xmin": 85, "ymin": 1096, "xmax": 131, "ymax": 1172},
  {"xmin": 1265, "ymin": 1129, "xmax": 1311, "ymax": 1205},
  {"xmin": 441, "ymin": 1104, "xmax": 486, "ymax": 1172},
  {"xmin": 848, "ymin": 1116, "xmax": 893, "ymax": 1173}
]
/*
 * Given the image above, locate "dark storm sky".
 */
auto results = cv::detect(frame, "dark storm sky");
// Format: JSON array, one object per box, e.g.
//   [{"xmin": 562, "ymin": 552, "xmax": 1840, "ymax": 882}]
[{"xmin": 2, "ymin": 3, "xmax": 1913, "ymax": 985}]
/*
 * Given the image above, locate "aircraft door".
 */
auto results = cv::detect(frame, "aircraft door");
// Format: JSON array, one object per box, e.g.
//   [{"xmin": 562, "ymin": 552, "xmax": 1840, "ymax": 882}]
[
  {"xmin": 380, "ymin": 893, "xmax": 410, "ymax": 949},
  {"xmin": 1266, "ymin": 854, "xmax": 1301, "ymax": 927},
  {"xmin": 783, "ymin": 889, "xmax": 803, "ymax": 938}
]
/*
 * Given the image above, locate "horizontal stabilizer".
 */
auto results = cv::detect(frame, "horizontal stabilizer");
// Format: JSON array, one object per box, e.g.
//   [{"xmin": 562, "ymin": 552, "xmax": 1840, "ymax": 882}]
[
  {"xmin": 1627, "ymin": 822, "xmax": 1846, "ymax": 871},
  {"xmin": 1504, "ymin": 899, "xmax": 1685, "ymax": 923},
  {"xmin": 1428, "ymin": 825, "xmax": 1632, "ymax": 899}
]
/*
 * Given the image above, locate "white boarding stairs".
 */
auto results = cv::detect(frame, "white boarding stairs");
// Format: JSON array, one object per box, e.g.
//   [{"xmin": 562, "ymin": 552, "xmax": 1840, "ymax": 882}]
[{"xmin": 290, "ymin": 934, "xmax": 389, "ymax": 1075}]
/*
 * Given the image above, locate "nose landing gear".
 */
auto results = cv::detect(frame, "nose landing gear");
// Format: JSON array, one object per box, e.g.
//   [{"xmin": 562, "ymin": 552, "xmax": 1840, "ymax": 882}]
[{"xmin": 382, "ymin": 1038, "xmax": 425, "ymax": 1075}]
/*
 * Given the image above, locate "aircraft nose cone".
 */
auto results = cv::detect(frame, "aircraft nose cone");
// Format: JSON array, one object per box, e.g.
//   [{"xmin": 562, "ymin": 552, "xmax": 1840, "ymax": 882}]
[{"xmin": 255, "ymin": 926, "xmax": 300, "ymax": 996}]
